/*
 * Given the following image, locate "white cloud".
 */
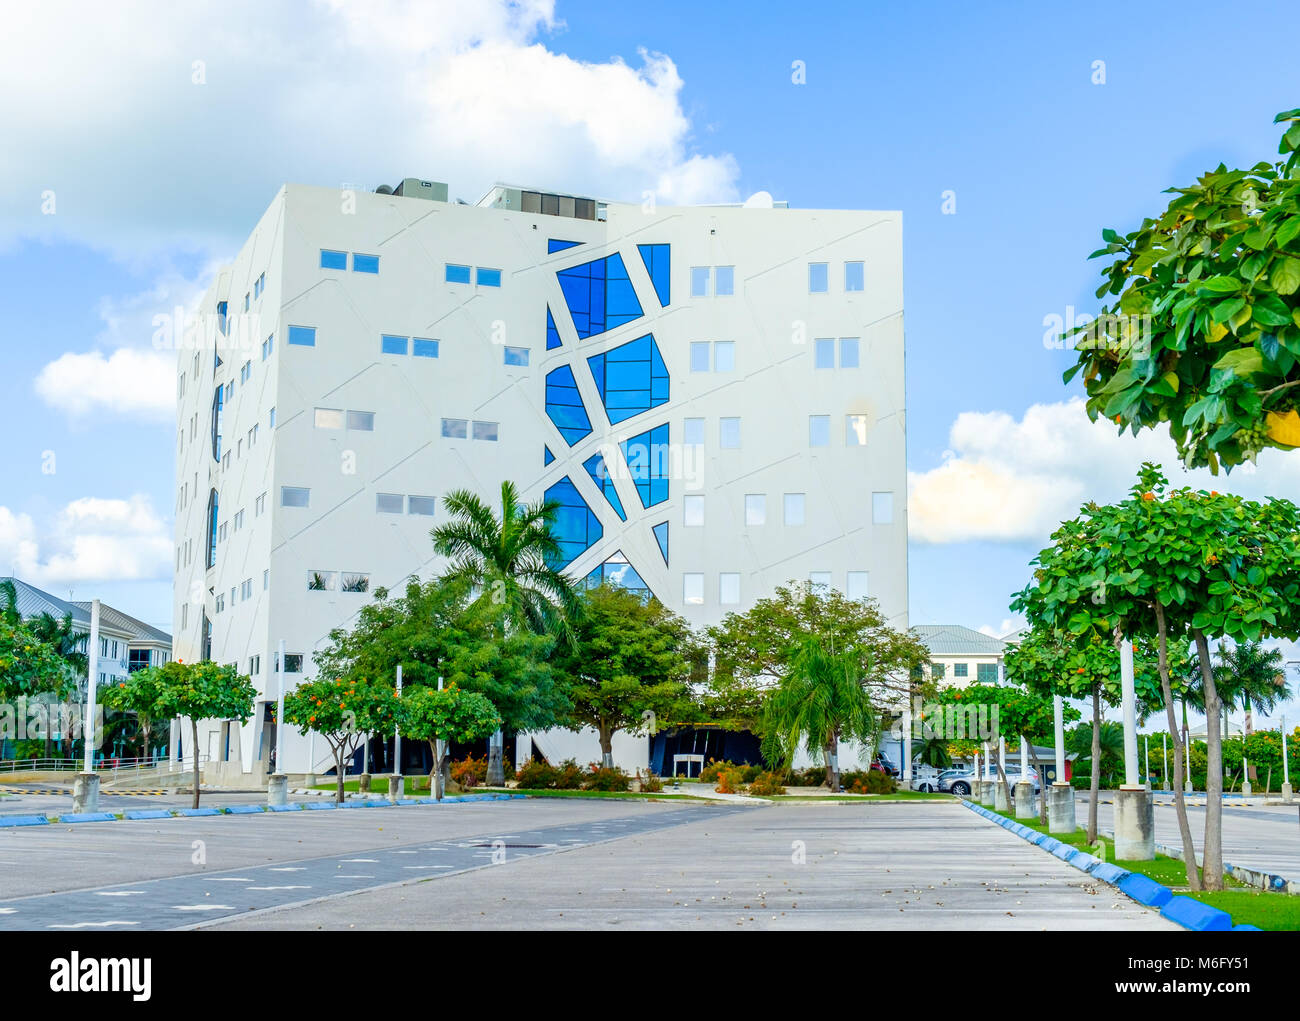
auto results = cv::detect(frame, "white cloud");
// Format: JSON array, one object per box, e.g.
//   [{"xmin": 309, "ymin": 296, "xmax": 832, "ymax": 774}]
[
  {"xmin": 34, "ymin": 347, "xmax": 176, "ymax": 421},
  {"xmin": 0, "ymin": 1, "xmax": 740, "ymax": 255},
  {"xmin": 0, "ymin": 496, "xmax": 172, "ymax": 587},
  {"xmin": 909, "ymin": 398, "xmax": 1300, "ymax": 545},
  {"xmin": 980, "ymin": 617, "xmax": 1025, "ymax": 641}
]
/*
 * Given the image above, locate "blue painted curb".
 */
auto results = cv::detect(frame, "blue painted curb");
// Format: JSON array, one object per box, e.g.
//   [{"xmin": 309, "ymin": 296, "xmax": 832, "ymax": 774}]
[
  {"xmin": 1232, "ymin": 924, "xmax": 1261, "ymax": 931},
  {"xmin": 395, "ymin": 799, "xmax": 425, "ymax": 806},
  {"xmin": 1028, "ymin": 832, "xmax": 1049, "ymax": 846},
  {"xmin": 176, "ymin": 807, "xmax": 223, "ymax": 817},
  {"xmin": 363, "ymin": 799, "xmax": 392, "ymax": 808},
  {"xmin": 1069, "ymin": 852, "xmax": 1102, "ymax": 872},
  {"xmin": 1161, "ymin": 896, "xmax": 1231, "ymax": 931},
  {"xmin": 1117, "ymin": 873, "xmax": 1173, "ymax": 908},
  {"xmin": 339, "ymin": 801, "xmax": 369, "ymax": 808},
  {"xmin": 61, "ymin": 812, "xmax": 118, "ymax": 823},
  {"xmin": 1039, "ymin": 837, "xmax": 1063, "ymax": 854},
  {"xmin": 226, "ymin": 805, "xmax": 264, "ymax": 815},
  {"xmin": 1090, "ymin": 862, "xmax": 1131, "ymax": 884},
  {"xmin": 0, "ymin": 814, "xmax": 49, "ymax": 827},
  {"xmin": 268, "ymin": 803, "xmax": 302, "ymax": 812},
  {"xmin": 1051, "ymin": 844, "xmax": 1078, "ymax": 863},
  {"xmin": 124, "ymin": 809, "xmax": 174, "ymax": 820},
  {"xmin": 305, "ymin": 802, "xmax": 336, "ymax": 810}
]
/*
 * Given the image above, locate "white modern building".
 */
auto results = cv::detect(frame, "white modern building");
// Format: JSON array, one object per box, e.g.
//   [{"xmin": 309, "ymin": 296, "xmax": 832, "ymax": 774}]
[{"xmin": 172, "ymin": 178, "xmax": 907, "ymax": 779}]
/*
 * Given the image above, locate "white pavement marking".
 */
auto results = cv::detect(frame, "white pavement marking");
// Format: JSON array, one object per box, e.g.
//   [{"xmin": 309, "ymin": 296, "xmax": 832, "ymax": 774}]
[
  {"xmin": 337, "ymin": 875, "xmax": 374, "ymax": 879},
  {"xmin": 204, "ymin": 877, "xmax": 254, "ymax": 882},
  {"xmin": 267, "ymin": 867, "xmax": 306, "ymax": 872},
  {"xmin": 340, "ymin": 858, "xmax": 378, "ymax": 863},
  {"xmin": 95, "ymin": 891, "xmax": 145, "ymax": 897},
  {"xmin": 404, "ymin": 865, "xmax": 453, "ymax": 870},
  {"xmin": 173, "ymin": 905, "xmax": 235, "ymax": 911},
  {"xmin": 247, "ymin": 886, "xmax": 311, "ymax": 891},
  {"xmin": 0, "ymin": 909, "xmax": 16, "ymax": 915},
  {"xmin": 49, "ymin": 920, "xmax": 139, "ymax": 928}
]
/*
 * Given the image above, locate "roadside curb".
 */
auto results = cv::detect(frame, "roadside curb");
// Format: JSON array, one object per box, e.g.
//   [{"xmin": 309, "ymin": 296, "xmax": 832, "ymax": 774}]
[{"xmin": 960, "ymin": 799, "xmax": 1250, "ymax": 932}]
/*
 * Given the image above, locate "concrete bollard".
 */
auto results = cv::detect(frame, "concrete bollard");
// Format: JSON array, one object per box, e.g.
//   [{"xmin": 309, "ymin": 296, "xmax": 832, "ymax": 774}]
[
  {"xmin": 71, "ymin": 773, "xmax": 100, "ymax": 814},
  {"xmin": 979, "ymin": 779, "xmax": 996, "ymax": 807},
  {"xmin": 359, "ymin": 773, "xmax": 372, "ymax": 793},
  {"xmin": 970, "ymin": 780, "xmax": 981, "ymax": 801},
  {"xmin": 1114, "ymin": 786, "xmax": 1155, "ymax": 860},
  {"xmin": 1184, "ymin": 778, "xmax": 1193, "ymax": 793},
  {"xmin": 993, "ymin": 782, "xmax": 1011, "ymax": 813},
  {"xmin": 1014, "ymin": 782, "xmax": 1035, "ymax": 819},
  {"xmin": 1282, "ymin": 782, "xmax": 1294, "ymax": 804},
  {"xmin": 388, "ymin": 775, "xmax": 403, "ymax": 801},
  {"xmin": 1047, "ymin": 782, "xmax": 1076, "ymax": 834},
  {"xmin": 267, "ymin": 774, "xmax": 288, "ymax": 807},
  {"xmin": 1241, "ymin": 780, "xmax": 1252, "ymax": 797}
]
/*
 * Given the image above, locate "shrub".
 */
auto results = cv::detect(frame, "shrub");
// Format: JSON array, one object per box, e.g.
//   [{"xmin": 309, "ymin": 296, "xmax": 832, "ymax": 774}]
[
  {"xmin": 515, "ymin": 758, "xmax": 556, "ymax": 790},
  {"xmin": 715, "ymin": 766, "xmax": 745, "ymax": 794},
  {"xmin": 740, "ymin": 764, "xmax": 761, "ymax": 783},
  {"xmin": 554, "ymin": 758, "xmax": 585, "ymax": 790},
  {"xmin": 849, "ymin": 770, "xmax": 896, "ymax": 795},
  {"xmin": 839, "ymin": 769, "xmax": 868, "ymax": 791},
  {"xmin": 699, "ymin": 758, "xmax": 734, "ymax": 784},
  {"xmin": 1069, "ymin": 775, "xmax": 1094, "ymax": 791},
  {"xmin": 748, "ymin": 771, "xmax": 786, "ymax": 796},
  {"xmin": 584, "ymin": 764, "xmax": 631, "ymax": 792},
  {"xmin": 450, "ymin": 754, "xmax": 487, "ymax": 789},
  {"xmin": 639, "ymin": 770, "xmax": 664, "ymax": 793},
  {"xmin": 789, "ymin": 765, "xmax": 829, "ymax": 787}
]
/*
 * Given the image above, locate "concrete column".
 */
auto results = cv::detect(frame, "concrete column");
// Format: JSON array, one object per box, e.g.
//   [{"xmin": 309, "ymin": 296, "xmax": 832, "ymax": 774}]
[
  {"xmin": 358, "ymin": 772, "xmax": 372, "ymax": 793},
  {"xmin": 1282, "ymin": 782, "xmax": 1294, "ymax": 804},
  {"xmin": 970, "ymin": 779, "xmax": 981, "ymax": 800},
  {"xmin": 387, "ymin": 775, "xmax": 403, "ymax": 801},
  {"xmin": 1241, "ymin": 779, "xmax": 1252, "ymax": 796},
  {"xmin": 979, "ymin": 778, "xmax": 996, "ymax": 807},
  {"xmin": 1014, "ymin": 781, "xmax": 1035, "ymax": 819},
  {"xmin": 1114, "ymin": 786, "xmax": 1155, "ymax": 860},
  {"xmin": 72, "ymin": 773, "xmax": 100, "ymax": 814},
  {"xmin": 993, "ymin": 782, "xmax": 1011, "ymax": 813},
  {"xmin": 1047, "ymin": 782, "xmax": 1076, "ymax": 834},
  {"xmin": 267, "ymin": 774, "xmax": 288, "ymax": 807}
]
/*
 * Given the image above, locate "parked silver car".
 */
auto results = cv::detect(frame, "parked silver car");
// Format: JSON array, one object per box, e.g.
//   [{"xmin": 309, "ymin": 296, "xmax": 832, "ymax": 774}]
[{"xmin": 941, "ymin": 766, "xmax": 1039, "ymax": 797}]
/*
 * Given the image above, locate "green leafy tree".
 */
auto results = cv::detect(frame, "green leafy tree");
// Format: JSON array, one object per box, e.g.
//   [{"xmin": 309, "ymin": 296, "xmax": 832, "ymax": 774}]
[
  {"xmin": 431, "ymin": 480, "xmax": 580, "ymax": 783},
  {"xmin": 284, "ymin": 676, "xmax": 399, "ymax": 803},
  {"xmin": 100, "ymin": 666, "xmax": 170, "ymax": 760},
  {"xmin": 760, "ymin": 638, "xmax": 878, "ymax": 791},
  {"xmin": 1211, "ymin": 639, "xmax": 1291, "ymax": 735},
  {"xmin": 0, "ymin": 582, "xmax": 75, "ymax": 703},
  {"xmin": 551, "ymin": 583, "xmax": 697, "ymax": 768},
  {"xmin": 1063, "ymin": 109, "xmax": 1300, "ymax": 472},
  {"xmin": 396, "ymin": 684, "xmax": 500, "ymax": 800}
]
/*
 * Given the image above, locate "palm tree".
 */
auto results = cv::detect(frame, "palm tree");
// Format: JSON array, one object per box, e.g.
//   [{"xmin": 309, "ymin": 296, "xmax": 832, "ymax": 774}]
[
  {"xmin": 431, "ymin": 480, "xmax": 580, "ymax": 783},
  {"xmin": 760, "ymin": 637, "xmax": 876, "ymax": 791},
  {"xmin": 1213, "ymin": 640, "xmax": 1290, "ymax": 735}
]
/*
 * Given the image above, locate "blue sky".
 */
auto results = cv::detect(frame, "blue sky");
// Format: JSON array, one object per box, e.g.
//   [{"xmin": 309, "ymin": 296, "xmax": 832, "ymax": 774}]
[{"xmin": 4, "ymin": 0, "xmax": 1300, "ymax": 725}]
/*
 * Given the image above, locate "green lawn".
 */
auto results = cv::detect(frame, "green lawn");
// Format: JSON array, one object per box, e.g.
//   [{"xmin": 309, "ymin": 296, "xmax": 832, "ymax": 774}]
[{"xmin": 982, "ymin": 804, "xmax": 1298, "ymax": 930}]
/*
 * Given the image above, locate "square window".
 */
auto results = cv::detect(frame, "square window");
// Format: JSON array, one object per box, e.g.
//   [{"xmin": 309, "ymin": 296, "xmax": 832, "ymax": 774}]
[
  {"xmin": 476, "ymin": 267, "xmax": 502, "ymax": 287},
  {"xmin": 683, "ymin": 494, "xmax": 704, "ymax": 527},
  {"xmin": 953, "ymin": 663, "xmax": 969, "ymax": 679},
  {"xmin": 784, "ymin": 492, "xmax": 805, "ymax": 525},
  {"xmin": 714, "ymin": 341, "xmax": 735, "ymax": 372},
  {"xmin": 809, "ymin": 571, "xmax": 832, "ymax": 590},
  {"xmin": 873, "ymin": 491, "xmax": 894, "ymax": 524},
  {"xmin": 690, "ymin": 342, "xmax": 710, "ymax": 372},
  {"xmin": 839, "ymin": 337, "xmax": 860, "ymax": 368},
  {"xmin": 719, "ymin": 572, "xmax": 740, "ymax": 604},
  {"xmin": 846, "ymin": 414, "xmax": 868, "ymax": 446},
  {"xmin": 288, "ymin": 325, "xmax": 316, "ymax": 347},
  {"xmin": 320, "ymin": 249, "xmax": 347, "ymax": 270},
  {"xmin": 352, "ymin": 253, "xmax": 379, "ymax": 274},
  {"xmin": 978, "ymin": 663, "xmax": 1000, "ymax": 684},
  {"xmin": 408, "ymin": 496, "xmax": 437, "ymax": 516},
  {"xmin": 441, "ymin": 418, "xmax": 468, "ymax": 439},
  {"xmin": 381, "ymin": 334, "xmax": 408, "ymax": 355},
  {"xmin": 472, "ymin": 420, "xmax": 499, "ymax": 442},
  {"xmin": 808, "ymin": 262, "xmax": 829, "ymax": 293},
  {"xmin": 347, "ymin": 410, "xmax": 375, "ymax": 431},
  {"xmin": 413, "ymin": 338, "xmax": 439, "ymax": 358},
  {"xmin": 281, "ymin": 486, "xmax": 310, "ymax": 508},
  {"xmin": 845, "ymin": 261, "xmax": 865, "ymax": 291},
  {"xmin": 719, "ymin": 417, "xmax": 740, "ymax": 448},
  {"xmin": 690, "ymin": 266, "xmax": 710, "ymax": 297},
  {"xmin": 683, "ymin": 573, "xmax": 704, "ymax": 605},
  {"xmin": 847, "ymin": 571, "xmax": 869, "ymax": 600},
  {"xmin": 445, "ymin": 264, "xmax": 471, "ymax": 284},
  {"xmin": 314, "ymin": 408, "xmax": 344, "ymax": 429},
  {"xmin": 809, "ymin": 415, "xmax": 830, "ymax": 447},
  {"xmin": 715, "ymin": 266, "xmax": 735, "ymax": 296},
  {"xmin": 683, "ymin": 418, "xmax": 704, "ymax": 446},
  {"xmin": 814, "ymin": 338, "xmax": 835, "ymax": 369},
  {"xmin": 376, "ymin": 493, "xmax": 404, "ymax": 513},
  {"xmin": 503, "ymin": 346, "xmax": 530, "ymax": 367},
  {"xmin": 744, "ymin": 494, "xmax": 765, "ymax": 526}
]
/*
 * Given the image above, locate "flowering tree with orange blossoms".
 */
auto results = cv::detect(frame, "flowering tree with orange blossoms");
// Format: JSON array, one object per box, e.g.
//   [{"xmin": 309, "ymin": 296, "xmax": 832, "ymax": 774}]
[{"xmin": 285, "ymin": 677, "xmax": 399, "ymax": 803}]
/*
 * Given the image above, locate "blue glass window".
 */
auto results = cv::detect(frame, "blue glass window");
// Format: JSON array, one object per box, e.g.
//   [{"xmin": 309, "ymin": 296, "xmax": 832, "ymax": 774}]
[
  {"xmin": 288, "ymin": 325, "xmax": 316, "ymax": 347},
  {"xmin": 381, "ymin": 334, "xmax": 408, "ymax": 355},
  {"xmin": 544, "ymin": 364, "xmax": 593, "ymax": 446},
  {"xmin": 583, "ymin": 452, "xmax": 626, "ymax": 521},
  {"xmin": 557, "ymin": 253, "xmax": 643, "ymax": 339},
  {"xmin": 587, "ymin": 333, "xmax": 669, "ymax": 425},
  {"xmin": 476, "ymin": 267, "xmax": 501, "ymax": 287},
  {"xmin": 548, "ymin": 239, "xmax": 581, "ymax": 254},
  {"xmin": 809, "ymin": 262, "xmax": 829, "ymax": 293},
  {"xmin": 445, "ymin": 264, "xmax": 471, "ymax": 284},
  {"xmin": 320, "ymin": 250, "xmax": 347, "ymax": 270},
  {"xmin": 216, "ymin": 301, "xmax": 228, "ymax": 336},
  {"xmin": 546, "ymin": 307, "xmax": 561, "ymax": 350},
  {"xmin": 845, "ymin": 261, "xmax": 865, "ymax": 291},
  {"xmin": 583, "ymin": 552, "xmax": 651, "ymax": 600},
  {"xmin": 637, "ymin": 244, "xmax": 671, "ymax": 307},
  {"xmin": 413, "ymin": 338, "xmax": 439, "ymax": 358},
  {"xmin": 504, "ymin": 346, "xmax": 530, "ymax": 367},
  {"xmin": 544, "ymin": 445, "xmax": 555, "ymax": 466},
  {"xmin": 652, "ymin": 521, "xmax": 669, "ymax": 566},
  {"xmin": 545, "ymin": 476, "xmax": 602, "ymax": 567},
  {"xmin": 352, "ymin": 253, "xmax": 379, "ymax": 274},
  {"xmin": 620, "ymin": 423, "xmax": 670, "ymax": 508},
  {"xmin": 715, "ymin": 265, "xmax": 734, "ymax": 296}
]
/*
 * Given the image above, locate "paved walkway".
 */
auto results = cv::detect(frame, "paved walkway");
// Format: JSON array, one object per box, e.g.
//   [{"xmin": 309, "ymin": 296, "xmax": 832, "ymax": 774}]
[{"xmin": 0, "ymin": 799, "xmax": 1175, "ymax": 930}]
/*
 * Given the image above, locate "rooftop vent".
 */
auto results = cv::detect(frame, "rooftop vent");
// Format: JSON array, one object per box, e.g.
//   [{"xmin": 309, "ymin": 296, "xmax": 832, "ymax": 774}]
[{"xmin": 390, "ymin": 178, "xmax": 448, "ymax": 202}]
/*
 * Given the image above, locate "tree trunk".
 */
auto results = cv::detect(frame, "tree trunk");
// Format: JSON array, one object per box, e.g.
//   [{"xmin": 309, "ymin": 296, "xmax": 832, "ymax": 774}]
[
  {"xmin": 827, "ymin": 731, "xmax": 840, "ymax": 792},
  {"xmin": 1155, "ymin": 604, "xmax": 1200, "ymax": 889},
  {"xmin": 822, "ymin": 742, "xmax": 834, "ymax": 788},
  {"xmin": 190, "ymin": 718, "xmax": 201, "ymax": 809},
  {"xmin": 335, "ymin": 744, "xmax": 347, "ymax": 804},
  {"xmin": 598, "ymin": 726, "xmax": 614, "ymax": 770},
  {"xmin": 1028, "ymin": 743, "xmax": 1048, "ymax": 826},
  {"xmin": 1244, "ymin": 695, "xmax": 1257, "ymax": 781},
  {"xmin": 428, "ymin": 740, "xmax": 440, "ymax": 802},
  {"xmin": 1194, "ymin": 630, "xmax": 1224, "ymax": 891},
  {"xmin": 1087, "ymin": 685, "xmax": 1101, "ymax": 845}
]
